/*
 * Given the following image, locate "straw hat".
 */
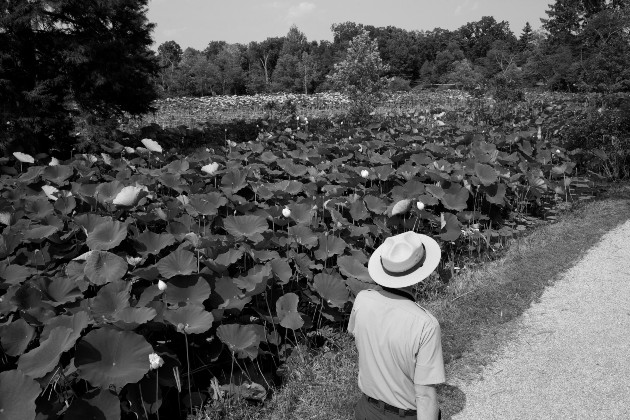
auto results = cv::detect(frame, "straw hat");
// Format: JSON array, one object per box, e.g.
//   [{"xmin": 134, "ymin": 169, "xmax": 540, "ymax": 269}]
[{"xmin": 368, "ymin": 231, "xmax": 441, "ymax": 288}]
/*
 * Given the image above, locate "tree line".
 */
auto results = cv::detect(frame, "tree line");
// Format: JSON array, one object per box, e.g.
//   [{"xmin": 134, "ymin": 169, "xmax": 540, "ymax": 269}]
[{"xmin": 156, "ymin": 0, "xmax": 630, "ymax": 97}]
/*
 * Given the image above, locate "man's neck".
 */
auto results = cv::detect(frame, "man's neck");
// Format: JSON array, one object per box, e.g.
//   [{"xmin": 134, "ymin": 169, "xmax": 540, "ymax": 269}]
[{"xmin": 381, "ymin": 286, "xmax": 416, "ymax": 301}]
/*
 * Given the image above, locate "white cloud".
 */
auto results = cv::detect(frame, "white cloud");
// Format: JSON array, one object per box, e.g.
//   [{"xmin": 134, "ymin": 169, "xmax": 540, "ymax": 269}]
[{"xmin": 287, "ymin": 2, "xmax": 316, "ymax": 20}]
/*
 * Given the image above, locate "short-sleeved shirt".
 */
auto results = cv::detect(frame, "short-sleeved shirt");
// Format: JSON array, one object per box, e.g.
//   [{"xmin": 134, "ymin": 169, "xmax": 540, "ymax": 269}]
[{"xmin": 348, "ymin": 289, "xmax": 446, "ymax": 410}]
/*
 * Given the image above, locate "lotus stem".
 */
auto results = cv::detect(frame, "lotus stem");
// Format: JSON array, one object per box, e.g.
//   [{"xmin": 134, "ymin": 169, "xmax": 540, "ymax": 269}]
[
  {"xmin": 156, "ymin": 370, "xmax": 160, "ymax": 420},
  {"xmin": 138, "ymin": 383, "xmax": 149, "ymax": 420},
  {"xmin": 184, "ymin": 333, "xmax": 193, "ymax": 412}
]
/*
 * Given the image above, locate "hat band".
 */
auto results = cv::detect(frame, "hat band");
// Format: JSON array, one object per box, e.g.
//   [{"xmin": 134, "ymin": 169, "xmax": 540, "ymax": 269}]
[{"xmin": 380, "ymin": 245, "xmax": 427, "ymax": 277}]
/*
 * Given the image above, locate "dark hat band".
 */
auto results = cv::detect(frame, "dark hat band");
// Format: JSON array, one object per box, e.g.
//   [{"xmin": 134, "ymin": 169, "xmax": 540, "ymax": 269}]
[{"xmin": 380, "ymin": 245, "xmax": 427, "ymax": 277}]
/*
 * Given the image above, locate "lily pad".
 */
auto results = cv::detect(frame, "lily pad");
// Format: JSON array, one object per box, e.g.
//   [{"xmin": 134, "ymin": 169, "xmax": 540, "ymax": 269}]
[
  {"xmin": 216, "ymin": 324, "xmax": 261, "ymax": 359},
  {"xmin": 164, "ymin": 304, "xmax": 214, "ymax": 334},
  {"xmin": 0, "ymin": 369, "xmax": 40, "ymax": 420},
  {"xmin": 157, "ymin": 249, "xmax": 197, "ymax": 279},
  {"xmin": 223, "ymin": 215, "xmax": 268, "ymax": 242},
  {"xmin": 84, "ymin": 251, "xmax": 128, "ymax": 285},
  {"xmin": 313, "ymin": 272, "xmax": 349, "ymax": 309},
  {"xmin": 86, "ymin": 220, "xmax": 128, "ymax": 250},
  {"xmin": 276, "ymin": 293, "xmax": 304, "ymax": 330}
]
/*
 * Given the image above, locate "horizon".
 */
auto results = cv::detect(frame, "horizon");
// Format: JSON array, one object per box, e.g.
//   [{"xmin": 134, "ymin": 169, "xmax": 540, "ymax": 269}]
[{"xmin": 147, "ymin": 0, "xmax": 553, "ymax": 50}]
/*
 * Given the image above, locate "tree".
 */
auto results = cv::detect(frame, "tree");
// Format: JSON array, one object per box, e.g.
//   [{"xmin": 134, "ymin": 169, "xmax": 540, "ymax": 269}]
[
  {"xmin": 0, "ymin": 0, "xmax": 159, "ymax": 152},
  {"xmin": 518, "ymin": 22, "xmax": 535, "ymax": 51},
  {"xmin": 327, "ymin": 29, "xmax": 390, "ymax": 122},
  {"xmin": 457, "ymin": 16, "xmax": 517, "ymax": 62},
  {"xmin": 157, "ymin": 41, "xmax": 183, "ymax": 96}
]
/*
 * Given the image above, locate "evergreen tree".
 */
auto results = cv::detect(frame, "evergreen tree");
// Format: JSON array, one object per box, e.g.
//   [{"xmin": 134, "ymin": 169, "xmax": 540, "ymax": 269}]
[{"xmin": 518, "ymin": 22, "xmax": 535, "ymax": 51}]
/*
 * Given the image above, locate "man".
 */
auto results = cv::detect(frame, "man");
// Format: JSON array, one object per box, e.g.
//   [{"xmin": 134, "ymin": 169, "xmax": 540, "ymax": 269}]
[{"xmin": 348, "ymin": 231, "xmax": 445, "ymax": 420}]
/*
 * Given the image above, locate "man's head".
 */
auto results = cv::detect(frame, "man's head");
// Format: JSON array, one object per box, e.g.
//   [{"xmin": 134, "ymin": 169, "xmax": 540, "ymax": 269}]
[{"xmin": 368, "ymin": 231, "xmax": 441, "ymax": 289}]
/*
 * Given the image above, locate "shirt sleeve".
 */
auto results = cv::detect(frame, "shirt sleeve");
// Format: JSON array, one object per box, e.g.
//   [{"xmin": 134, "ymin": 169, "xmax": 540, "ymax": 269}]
[{"xmin": 413, "ymin": 319, "xmax": 446, "ymax": 386}]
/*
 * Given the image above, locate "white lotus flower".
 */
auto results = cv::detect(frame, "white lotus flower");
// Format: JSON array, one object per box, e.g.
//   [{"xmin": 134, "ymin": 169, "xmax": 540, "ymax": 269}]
[
  {"xmin": 201, "ymin": 162, "xmax": 220, "ymax": 175},
  {"xmin": 360, "ymin": 169, "xmax": 369, "ymax": 178},
  {"xmin": 416, "ymin": 201, "xmax": 425, "ymax": 211},
  {"xmin": 282, "ymin": 207, "xmax": 291, "ymax": 217},
  {"xmin": 157, "ymin": 280, "xmax": 168, "ymax": 291},
  {"xmin": 177, "ymin": 195, "xmax": 190, "ymax": 206},
  {"xmin": 126, "ymin": 256, "xmax": 143, "ymax": 266},
  {"xmin": 13, "ymin": 152, "xmax": 34, "ymax": 163},
  {"xmin": 113, "ymin": 185, "xmax": 145, "ymax": 206},
  {"xmin": 49, "ymin": 157, "xmax": 60, "ymax": 166},
  {"xmin": 141, "ymin": 138, "xmax": 162, "ymax": 153},
  {"xmin": 42, "ymin": 185, "xmax": 59, "ymax": 201},
  {"xmin": 391, "ymin": 199, "xmax": 412, "ymax": 216},
  {"xmin": 101, "ymin": 153, "xmax": 112, "ymax": 166},
  {"xmin": 124, "ymin": 147, "xmax": 135, "ymax": 154},
  {"xmin": 0, "ymin": 213, "xmax": 11, "ymax": 226},
  {"xmin": 149, "ymin": 352, "xmax": 164, "ymax": 369}
]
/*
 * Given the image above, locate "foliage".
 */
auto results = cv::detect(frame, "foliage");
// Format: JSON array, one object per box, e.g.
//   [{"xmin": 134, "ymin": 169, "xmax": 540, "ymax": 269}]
[
  {"xmin": 0, "ymin": 0, "xmax": 159, "ymax": 153},
  {"xmin": 326, "ymin": 30, "xmax": 390, "ymax": 122}
]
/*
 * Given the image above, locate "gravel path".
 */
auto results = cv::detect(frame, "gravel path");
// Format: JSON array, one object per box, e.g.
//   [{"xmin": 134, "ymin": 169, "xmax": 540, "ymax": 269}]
[{"xmin": 449, "ymin": 219, "xmax": 630, "ymax": 419}]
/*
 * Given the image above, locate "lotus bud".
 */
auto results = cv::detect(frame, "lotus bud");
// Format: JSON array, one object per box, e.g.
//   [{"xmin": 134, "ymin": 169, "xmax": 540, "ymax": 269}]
[
  {"xmin": 337, "ymin": 222, "xmax": 342, "ymax": 228},
  {"xmin": 282, "ymin": 207, "xmax": 291, "ymax": 218},
  {"xmin": 149, "ymin": 353, "xmax": 164, "ymax": 370},
  {"xmin": 49, "ymin": 157, "xmax": 60, "ymax": 166},
  {"xmin": 157, "ymin": 280, "xmax": 168, "ymax": 291},
  {"xmin": 417, "ymin": 201, "xmax": 425, "ymax": 211},
  {"xmin": 201, "ymin": 162, "xmax": 219, "ymax": 175},
  {"xmin": 360, "ymin": 169, "xmax": 369, "ymax": 178},
  {"xmin": 124, "ymin": 147, "xmax": 135, "ymax": 154}
]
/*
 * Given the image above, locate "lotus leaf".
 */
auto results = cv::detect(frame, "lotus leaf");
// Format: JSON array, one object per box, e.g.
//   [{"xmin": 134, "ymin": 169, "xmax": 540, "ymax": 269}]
[
  {"xmin": 18, "ymin": 326, "xmax": 75, "ymax": 378},
  {"xmin": 214, "ymin": 248, "xmax": 245, "ymax": 267},
  {"xmin": 164, "ymin": 276, "xmax": 211, "ymax": 305},
  {"xmin": 75, "ymin": 328, "xmax": 153, "ymax": 388},
  {"xmin": 115, "ymin": 306, "xmax": 157, "ymax": 325},
  {"xmin": 276, "ymin": 292, "xmax": 304, "ymax": 329},
  {"xmin": 95, "ymin": 180, "xmax": 123, "ymax": 204},
  {"xmin": 363, "ymin": 195, "xmax": 388, "ymax": 214},
  {"xmin": 112, "ymin": 185, "xmax": 146, "ymax": 207},
  {"xmin": 223, "ymin": 215, "xmax": 268, "ymax": 242},
  {"xmin": 440, "ymin": 212, "xmax": 461, "ymax": 241},
  {"xmin": 288, "ymin": 203, "xmax": 315, "ymax": 224},
  {"xmin": 157, "ymin": 248, "xmax": 197, "ymax": 278},
  {"xmin": 141, "ymin": 138, "xmax": 163, "ymax": 153},
  {"xmin": 390, "ymin": 199, "xmax": 412, "ymax": 216},
  {"xmin": 0, "ymin": 263, "xmax": 34, "ymax": 285},
  {"xmin": 84, "ymin": 251, "xmax": 128, "ymax": 285},
  {"xmin": 485, "ymin": 183, "xmax": 507, "ymax": 205},
  {"xmin": 270, "ymin": 259, "xmax": 292, "ymax": 284},
  {"xmin": 221, "ymin": 169, "xmax": 248, "ymax": 193},
  {"xmin": 86, "ymin": 220, "xmax": 127, "ymax": 250},
  {"xmin": 45, "ymin": 276, "xmax": 82, "ymax": 305},
  {"xmin": 189, "ymin": 192, "xmax": 227, "ymax": 216},
  {"xmin": 89, "ymin": 280, "xmax": 131, "ymax": 318},
  {"xmin": 234, "ymin": 264, "xmax": 272, "ymax": 292},
  {"xmin": 338, "ymin": 256, "xmax": 372, "ymax": 282},
  {"xmin": 216, "ymin": 324, "xmax": 262, "ymax": 359},
  {"xmin": 41, "ymin": 311, "xmax": 90, "ymax": 343},
  {"xmin": 0, "ymin": 369, "xmax": 40, "ymax": 420},
  {"xmin": 441, "ymin": 185, "xmax": 470, "ymax": 212},
  {"xmin": 64, "ymin": 389, "xmax": 121, "ymax": 420},
  {"xmin": 164, "ymin": 304, "xmax": 214, "ymax": 334},
  {"xmin": 474, "ymin": 163, "xmax": 498, "ymax": 186},
  {"xmin": 314, "ymin": 235, "xmax": 347, "ymax": 260},
  {"xmin": 0, "ymin": 319, "xmax": 35, "ymax": 357},
  {"xmin": 313, "ymin": 272, "xmax": 349, "ymax": 308},
  {"xmin": 349, "ymin": 199, "xmax": 369, "ymax": 221},
  {"xmin": 134, "ymin": 231, "xmax": 176, "ymax": 256},
  {"xmin": 25, "ymin": 198, "xmax": 54, "ymax": 220},
  {"xmin": 288, "ymin": 225, "xmax": 319, "ymax": 248}
]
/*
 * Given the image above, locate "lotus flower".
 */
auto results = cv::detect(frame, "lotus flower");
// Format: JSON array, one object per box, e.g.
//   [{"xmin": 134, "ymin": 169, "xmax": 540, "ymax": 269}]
[
  {"xmin": 126, "ymin": 256, "xmax": 143, "ymax": 266},
  {"xmin": 124, "ymin": 147, "xmax": 135, "ymax": 154},
  {"xmin": 13, "ymin": 152, "xmax": 34, "ymax": 163},
  {"xmin": 149, "ymin": 352, "xmax": 164, "ymax": 369},
  {"xmin": 177, "ymin": 195, "xmax": 190, "ymax": 206},
  {"xmin": 0, "ymin": 213, "xmax": 11, "ymax": 226},
  {"xmin": 157, "ymin": 280, "xmax": 168, "ymax": 291},
  {"xmin": 113, "ymin": 185, "xmax": 145, "ymax": 207},
  {"xmin": 282, "ymin": 207, "xmax": 291, "ymax": 217},
  {"xmin": 201, "ymin": 162, "xmax": 220, "ymax": 175},
  {"xmin": 49, "ymin": 157, "xmax": 60, "ymax": 166},
  {"xmin": 141, "ymin": 138, "xmax": 162, "ymax": 153},
  {"xmin": 360, "ymin": 169, "xmax": 369, "ymax": 178},
  {"xmin": 416, "ymin": 201, "xmax": 425, "ymax": 211}
]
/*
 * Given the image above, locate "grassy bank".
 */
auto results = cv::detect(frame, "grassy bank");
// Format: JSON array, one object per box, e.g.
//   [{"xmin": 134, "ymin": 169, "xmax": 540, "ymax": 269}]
[{"xmin": 195, "ymin": 184, "xmax": 630, "ymax": 420}]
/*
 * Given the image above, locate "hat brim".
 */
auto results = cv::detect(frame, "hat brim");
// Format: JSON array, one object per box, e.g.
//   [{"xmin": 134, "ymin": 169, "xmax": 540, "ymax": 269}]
[{"xmin": 368, "ymin": 233, "xmax": 441, "ymax": 288}]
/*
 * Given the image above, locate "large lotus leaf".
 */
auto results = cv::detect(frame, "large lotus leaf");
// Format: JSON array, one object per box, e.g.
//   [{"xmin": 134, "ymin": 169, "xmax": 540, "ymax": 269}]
[
  {"xmin": 159, "ymin": 173, "xmax": 187, "ymax": 192},
  {"xmin": 114, "ymin": 306, "xmax": 157, "ymax": 325},
  {"xmin": 89, "ymin": 280, "xmax": 131, "ymax": 318},
  {"xmin": 0, "ymin": 319, "xmax": 35, "ymax": 357},
  {"xmin": 485, "ymin": 183, "xmax": 507, "ymax": 205},
  {"xmin": 390, "ymin": 199, "xmax": 412, "ymax": 216},
  {"xmin": 23, "ymin": 225, "xmax": 59, "ymax": 242},
  {"xmin": 441, "ymin": 185, "xmax": 469, "ymax": 212},
  {"xmin": 416, "ymin": 194, "xmax": 440, "ymax": 207},
  {"xmin": 54, "ymin": 196, "xmax": 76, "ymax": 215},
  {"xmin": 272, "ymin": 180, "xmax": 303, "ymax": 195},
  {"xmin": 86, "ymin": 220, "xmax": 127, "ymax": 250},
  {"xmin": 45, "ymin": 276, "xmax": 82, "ymax": 305},
  {"xmin": 287, "ymin": 226, "xmax": 317, "ymax": 250},
  {"xmin": 337, "ymin": 256, "xmax": 372, "ymax": 282},
  {"xmin": 281, "ymin": 161, "xmax": 308, "ymax": 177},
  {"xmin": 223, "ymin": 215, "xmax": 268, "ymax": 242},
  {"xmin": 42, "ymin": 165, "xmax": 74, "ymax": 185},
  {"xmin": 75, "ymin": 328, "xmax": 153, "ymax": 388},
  {"xmin": 221, "ymin": 169, "xmax": 248, "ymax": 193},
  {"xmin": 64, "ymin": 389, "xmax": 121, "ymax": 420},
  {"xmin": 25, "ymin": 198, "xmax": 54, "ymax": 220},
  {"xmin": 164, "ymin": 276, "xmax": 211, "ymax": 306},
  {"xmin": 475, "ymin": 163, "xmax": 498, "ymax": 186},
  {"xmin": 270, "ymin": 259, "xmax": 292, "ymax": 284},
  {"xmin": 189, "ymin": 193, "xmax": 227, "ymax": 216},
  {"xmin": 95, "ymin": 180, "xmax": 123, "ymax": 204},
  {"xmin": 74, "ymin": 213, "xmax": 112, "ymax": 234},
  {"xmin": 164, "ymin": 304, "xmax": 214, "ymax": 334},
  {"xmin": 136, "ymin": 284, "xmax": 163, "ymax": 307},
  {"xmin": 134, "ymin": 231, "xmax": 176, "ymax": 256},
  {"xmin": 363, "ymin": 195, "xmax": 388, "ymax": 214},
  {"xmin": 84, "ymin": 251, "xmax": 128, "ymax": 285},
  {"xmin": 234, "ymin": 264, "xmax": 272, "ymax": 292},
  {"xmin": 157, "ymin": 248, "xmax": 197, "ymax": 279},
  {"xmin": 440, "ymin": 212, "xmax": 462, "ymax": 241},
  {"xmin": 18, "ymin": 326, "xmax": 75, "ymax": 378},
  {"xmin": 349, "ymin": 199, "xmax": 369, "ymax": 221},
  {"xmin": 288, "ymin": 203, "xmax": 315, "ymax": 224},
  {"xmin": 41, "ymin": 311, "xmax": 90, "ymax": 343},
  {"xmin": 276, "ymin": 292, "xmax": 304, "ymax": 330},
  {"xmin": 215, "ymin": 277, "xmax": 251, "ymax": 311},
  {"xmin": 314, "ymin": 234, "xmax": 347, "ymax": 261},
  {"xmin": 259, "ymin": 151, "xmax": 278, "ymax": 164},
  {"xmin": 313, "ymin": 272, "xmax": 349, "ymax": 309},
  {"xmin": 426, "ymin": 185, "xmax": 445, "ymax": 199},
  {"xmin": 216, "ymin": 324, "xmax": 261, "ymax": 359},
  {"xmin": 0, "ymin": 263, "xmax": 35, "ymax": 285},
  {"xmin": 113, "ymin": 185, "xmax": 147, "ymax": 207},
  {"xmin": 213, "ymin": 248, "xmax": 244, "ymax": 267},
  {"xmin": 0, "ymin": 369, "xmax": 40, "ymax": 420}
]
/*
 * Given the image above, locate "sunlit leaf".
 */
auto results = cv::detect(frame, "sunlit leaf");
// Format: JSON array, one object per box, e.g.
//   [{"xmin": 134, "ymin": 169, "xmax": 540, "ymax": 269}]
[
  {"xmin": 313, "ymin": 272, "xmax": 349, "ymax": 309},
  {"xmin": 164, "ymin": 304, "xmax": 214, "ymax": 334},
  {"xmin": 0, "ymin": 370, "xmax": 40, "ymax": 420},
  {"xmin": 157, "ymin": 249, "xmax": 197, "ymax": 279},
  {"xmin": 86, "ymin": 220, "xmax": 128, "ymax": 250},
  {"xmin": 216, "ymin": 324, "xmax": 261, "ymax": 359},
  {"xmin": 84, "ymin": 251, "xmax": 128, "ymax": 285},
  {"xmin": 276, "ymin": 293, "xmax": 303, "ymax": 330},
  {"xmin": 0, "ymin": 319, "xmax": 35, "ymax": 357}
]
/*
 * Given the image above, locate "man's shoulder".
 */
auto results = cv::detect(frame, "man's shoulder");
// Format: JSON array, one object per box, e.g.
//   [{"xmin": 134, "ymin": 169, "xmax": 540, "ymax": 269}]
[{"xmin": 356, "ymin": 289, "xmax": 439, "ymax": 324}]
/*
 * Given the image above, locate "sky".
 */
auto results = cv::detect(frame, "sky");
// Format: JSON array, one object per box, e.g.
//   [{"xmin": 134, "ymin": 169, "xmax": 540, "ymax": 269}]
[{"xmin": 147, "ymin": 0, "xmax": 554, "ymax": 51}]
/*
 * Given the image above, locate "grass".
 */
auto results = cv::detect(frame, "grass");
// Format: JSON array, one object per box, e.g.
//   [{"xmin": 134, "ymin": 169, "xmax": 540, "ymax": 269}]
[{"xmin": 195, "ymin": 183, "xmax": 630, "ymax": 420}]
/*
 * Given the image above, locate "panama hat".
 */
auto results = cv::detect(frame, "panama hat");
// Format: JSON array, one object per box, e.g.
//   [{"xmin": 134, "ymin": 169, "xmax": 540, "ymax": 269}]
[{"xmin": 368, "ymin": 231, "xmax": 441, "ymax": 288}]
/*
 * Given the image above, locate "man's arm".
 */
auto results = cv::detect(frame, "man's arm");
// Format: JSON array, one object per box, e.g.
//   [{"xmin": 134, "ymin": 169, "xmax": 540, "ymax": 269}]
[{"xmin": 414, "ymin": 384, "xmax": 440, "ymax": 420}]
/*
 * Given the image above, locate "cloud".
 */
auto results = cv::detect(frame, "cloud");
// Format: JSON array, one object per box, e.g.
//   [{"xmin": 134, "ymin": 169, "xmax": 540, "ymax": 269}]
[
  {"xmin": 287, "ymin": 2, "xmax": 316, "ymax": 20},
  {"xmin": 455, "ymin": 0, "xmax": 479, "ymax": 15}
]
